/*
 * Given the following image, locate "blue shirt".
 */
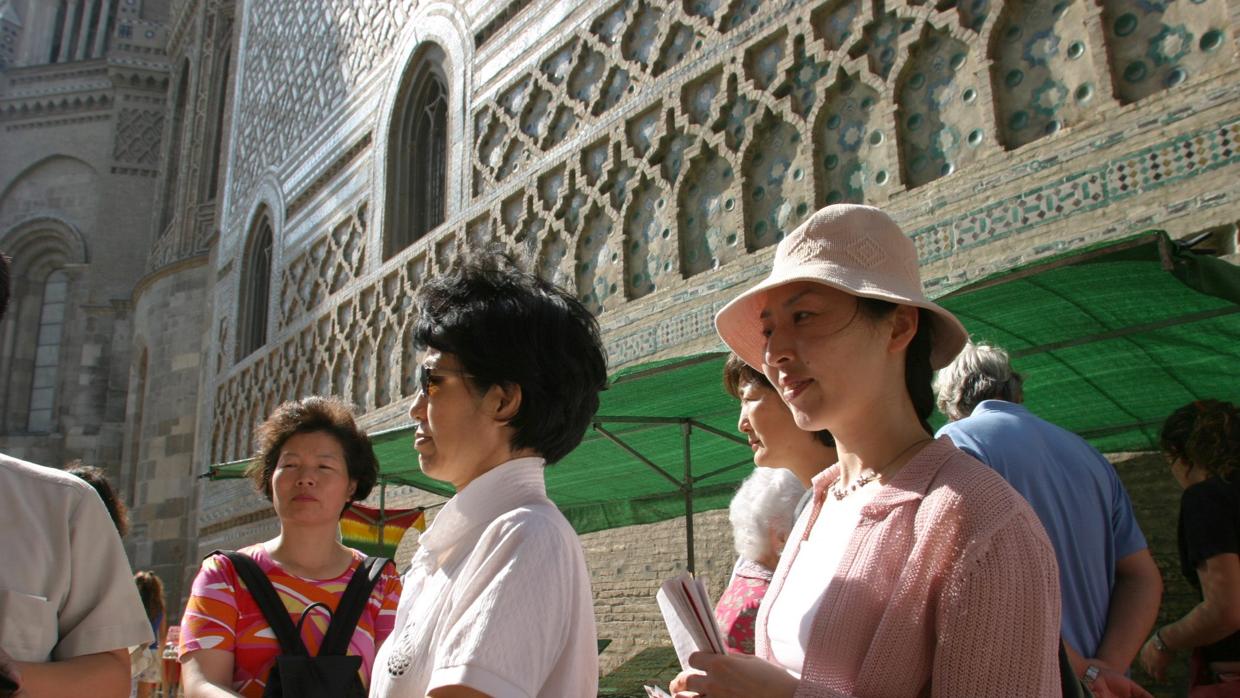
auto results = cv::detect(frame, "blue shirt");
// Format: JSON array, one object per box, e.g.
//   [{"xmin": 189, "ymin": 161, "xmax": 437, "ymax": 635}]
[{"xmin": 937, "ymin": 400, "xmax": 1147, "ymax": 657}]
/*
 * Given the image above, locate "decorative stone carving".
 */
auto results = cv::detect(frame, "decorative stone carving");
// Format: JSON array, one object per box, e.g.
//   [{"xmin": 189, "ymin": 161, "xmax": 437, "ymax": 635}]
[
  {"xmin": 1102, "ymin": 0, "xmax": 1229, "ymax": 104},
  {"xmin": 277, "ymin": 202, "xmax": 367, "ymax": 330},
  {"xmin": 226, "ymin": 0, "xmax": 408, "ymax": 223},
  {"xmin": 213, "ymin": 219, "xmax": 431, "ymax": 461},
  {"xmin": 113, "ymin": 108, "xmax": 164, "ymax": 166}
]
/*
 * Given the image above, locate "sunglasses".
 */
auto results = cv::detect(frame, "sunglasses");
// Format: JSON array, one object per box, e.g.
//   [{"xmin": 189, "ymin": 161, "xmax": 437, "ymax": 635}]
[{"xmin": 416, "ymin": 365, "xmax": 474, "ymax": 396}]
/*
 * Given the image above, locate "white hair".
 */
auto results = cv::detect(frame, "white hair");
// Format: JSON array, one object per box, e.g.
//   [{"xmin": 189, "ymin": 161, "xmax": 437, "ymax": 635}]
[
  {"xmin": 933, "ymin": 340, "xmax": 1023, "ymax": 421},
  {"xmin": 728, "ymin": 467, "xmax": 806, "ymax": 562}
]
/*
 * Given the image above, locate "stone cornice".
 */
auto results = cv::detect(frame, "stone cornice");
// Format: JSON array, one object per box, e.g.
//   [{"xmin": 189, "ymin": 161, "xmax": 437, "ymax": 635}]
[
  {"xmin": 4, "ymin": 60, "xmax": 109, "ymax": 86},
  {"xmin": 0, "ymin": 92, "xmax": 112, "ymax": 121},
  {"xmin": 0, "ymin": 60, "xmax": 169, "ymax": 122},
  {"xmin": 132, "ymin": 253, "xmax": 209, "ymax": 303},
  {"xmin": 0, "ymin": 106, "xmax": 111, "ymax": 127}
]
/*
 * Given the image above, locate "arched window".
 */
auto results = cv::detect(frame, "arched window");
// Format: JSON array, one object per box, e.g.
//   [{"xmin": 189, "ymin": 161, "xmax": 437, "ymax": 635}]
[
  {"xmin": 27, "ymin": 269, "xmax": 68, "ymax": 432},
  {"xmin": 237, "ymin": 214, "xmax": 273, "ymax": 358},
  {"xmin": 385, "ymin": 44, "xmax": 448, "ymax": 259},
  {"xmin": 159, "ymin": 61, "xmax": 190, "ymax": 233},
  {"xmin": 205, "ymin": 28, "xmax": 233, "ymax": 201},
  {"xmin": 0, "ymin": 218, "xmax": 87, "ymax": 434},
  {"xmin": 206, "ymin": 50, "xmax": 231, "ymax": 200}
]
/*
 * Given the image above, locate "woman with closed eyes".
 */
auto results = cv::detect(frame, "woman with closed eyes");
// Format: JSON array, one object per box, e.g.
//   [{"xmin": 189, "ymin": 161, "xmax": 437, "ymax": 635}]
[{"xmin": 179, "ymin": 397, "xmax": 402, "ymax": 697}]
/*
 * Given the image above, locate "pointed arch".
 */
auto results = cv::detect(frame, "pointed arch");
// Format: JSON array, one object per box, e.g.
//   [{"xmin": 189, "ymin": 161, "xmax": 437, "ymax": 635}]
[
  {"xmin": 0, "ymin": 220, "xmax": 86, "ymax": 434},
  {"xmin": 158, "ymin": 60, "xmax": 192, "ymax": 234},
  {"xmin": 237, "ymin": 210, "xmax": 274, "ymax": 358},
  {"xmin": 384, "ymin": 42, "xmax": 450, "ymax": 259}
]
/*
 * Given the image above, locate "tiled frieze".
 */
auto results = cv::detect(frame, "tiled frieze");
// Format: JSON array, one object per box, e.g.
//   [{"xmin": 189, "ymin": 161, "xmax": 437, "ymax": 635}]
[
  {"xmin": 212, "ymin": 0, "xmax": 1238, "ymax": 456},
  {"xmin": 910, "ymin": 115, "xmax": 1240, "ymax": 266}
]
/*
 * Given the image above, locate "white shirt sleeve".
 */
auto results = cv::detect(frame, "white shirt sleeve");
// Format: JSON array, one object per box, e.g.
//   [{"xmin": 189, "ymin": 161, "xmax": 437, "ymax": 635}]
[
  {"xmin": 426, "ymin": 510, "xmax": 580, "ymax": 698},
  {"xmin": 55, "ymin": 486, "xmax": 153, "ymax": 659}
]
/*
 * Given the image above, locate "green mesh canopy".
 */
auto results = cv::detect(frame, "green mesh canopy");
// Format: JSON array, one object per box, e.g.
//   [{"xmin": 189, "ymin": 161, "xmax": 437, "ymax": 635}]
[
  {"xmin": 209, "ymin": 231, "xmax": 1240, "ymax": 539},
  {"xmin": 934, "ymin": 231, "xmax": 1240, "ymax": 449}
]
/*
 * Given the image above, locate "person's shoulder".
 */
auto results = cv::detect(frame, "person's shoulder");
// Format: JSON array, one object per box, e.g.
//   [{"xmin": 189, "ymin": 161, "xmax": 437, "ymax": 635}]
[
  {"xmin": 921, "ymin": 446, "xmax": 1054, "ymax": 569},
  {"xmin": 202, "ymin": 544, "xmax": 269, "ymax": 573},
  {"xmin": 930, "ymin": 441, "xmax": 1011, "ymax": 488},
  {"xmin": 924, "ymin": 442, "xmax": 1038, "ymax": 523},
  {"xmin": 1184, "ymin": 476, "xmax": 1240, "ymax": 508},
  {"xmin": 491, "ymin": 500, "xmax": 575, "ymax": 535},
  {"xmin": 934, "ymin": 419, "xmax": 967, "ymax": 440},
  {"xmin": 0, "ymin": 452, "xmax": 92, "ymax": 495},
  {"xmin": 949, "ymin": 402, "xmax": 1037, "ymax": 435},
  {"xmin": 478, "ymin": 501, "xmax": 582, "ymax": 558},
  {"xmin": 343, "ymin": 547, "xmax": 400, "ymax": 576}
]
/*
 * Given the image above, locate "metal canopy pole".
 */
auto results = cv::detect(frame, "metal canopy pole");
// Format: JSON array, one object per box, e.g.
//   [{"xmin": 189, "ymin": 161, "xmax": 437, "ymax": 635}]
[
  {"xmin": 682, "ymin": 421, "xmax": 694, "ymax": 574},
  {"xmin": 592, "ymin": 418, "xmax": 703, "ymax": 572},
  {"xmin": 593, "ymin": 422, "xmax": 684, "ymax": 488},
  {"xmin": 688, "ymin": 419, "xmax": 750, "ymax": 445},
  {"xmin": 378, "ymin": 478, "xmax": 387, "ymax": 550}
]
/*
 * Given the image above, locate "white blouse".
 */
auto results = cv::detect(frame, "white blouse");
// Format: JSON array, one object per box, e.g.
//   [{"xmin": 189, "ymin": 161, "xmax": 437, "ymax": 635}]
[
  {"xmin": 765, "ymin": 482, "xmax": 880, "ymax": 677},
  {"xmin": 370, "ymin": 457, "xmax": 598, "ymax": 698}
]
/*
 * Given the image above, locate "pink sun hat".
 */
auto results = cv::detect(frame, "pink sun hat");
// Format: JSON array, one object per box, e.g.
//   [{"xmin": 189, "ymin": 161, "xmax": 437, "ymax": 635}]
[{"xmin": 714, "ymin": 204, "xmax": 968, "ymax": 370}]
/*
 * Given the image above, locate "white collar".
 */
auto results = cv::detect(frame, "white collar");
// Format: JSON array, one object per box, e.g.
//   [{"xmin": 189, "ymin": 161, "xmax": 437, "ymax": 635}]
[{"xmin": 416, "ymin": 456, "xmax": 548, "ymax": 569}]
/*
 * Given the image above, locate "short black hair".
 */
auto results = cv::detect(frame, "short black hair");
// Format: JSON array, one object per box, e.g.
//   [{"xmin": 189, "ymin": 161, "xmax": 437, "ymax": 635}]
[
  {"xmin": 722, "ymin": 353, "xmax": 834, "ymax": 447},
  {"xmin": 413, "ymin": 253, "xmax": 608, "ymax": 463}
]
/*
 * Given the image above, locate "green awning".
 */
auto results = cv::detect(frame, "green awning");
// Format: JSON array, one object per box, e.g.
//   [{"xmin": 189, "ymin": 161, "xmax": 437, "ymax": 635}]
[
  {"xmin": 936, "ymin": 230, "xmax": 1240, "ymax": 451},
  {"xmin": 208, "ymin": 230, "xmax": 1240, "ymax": 540}
]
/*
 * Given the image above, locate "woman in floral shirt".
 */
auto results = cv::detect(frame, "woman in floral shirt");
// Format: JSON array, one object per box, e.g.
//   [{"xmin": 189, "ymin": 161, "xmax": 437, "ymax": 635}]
[{"xmin": 715, "ymin": 467, "xmax": 806, "ymax": 654}]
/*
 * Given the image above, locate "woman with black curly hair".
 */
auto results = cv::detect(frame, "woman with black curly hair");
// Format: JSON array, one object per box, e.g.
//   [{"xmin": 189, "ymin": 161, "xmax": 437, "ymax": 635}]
[{"xmin": 1141, "ymin": 399, "xmax": 1240, "ymax": 696}]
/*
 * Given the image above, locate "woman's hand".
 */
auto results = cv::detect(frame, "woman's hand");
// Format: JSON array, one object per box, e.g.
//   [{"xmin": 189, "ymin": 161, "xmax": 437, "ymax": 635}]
[
  {"xmin": 1089, "ymin": 665, "xmax": 1154, "ymax": 698},
  {"xmin": 1137, "ymin": 637, "xmax": 1173, "ymax": 683},
  {"xmin": 669, "ymin": 652, "xmax": 798, "ymax": 698}
]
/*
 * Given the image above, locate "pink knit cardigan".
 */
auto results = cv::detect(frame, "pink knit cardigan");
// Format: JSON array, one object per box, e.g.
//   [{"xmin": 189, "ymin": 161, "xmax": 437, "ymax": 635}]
[{"xmin": 755, "ymin": 437, "xmax": 1061, "ymax": 697}]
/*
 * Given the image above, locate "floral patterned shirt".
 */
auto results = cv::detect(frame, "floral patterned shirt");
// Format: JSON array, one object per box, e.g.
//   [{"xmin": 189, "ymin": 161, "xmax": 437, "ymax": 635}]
[{"xmin": 714, "ymin": 557, "xmax": 774, "ymax": 655}]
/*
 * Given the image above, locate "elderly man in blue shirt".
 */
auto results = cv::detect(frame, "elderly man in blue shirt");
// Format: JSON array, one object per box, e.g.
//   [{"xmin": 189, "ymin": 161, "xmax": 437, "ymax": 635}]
[{"xmin": 935, "ymin": 341, "xmax": 1163, "ymax": 686}]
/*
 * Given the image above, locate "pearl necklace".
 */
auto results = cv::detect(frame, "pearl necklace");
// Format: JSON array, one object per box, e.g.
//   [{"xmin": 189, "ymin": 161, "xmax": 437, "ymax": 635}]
[{"xmin": 829, "ymin": 438, "xmax": 932, "ymax": 501}]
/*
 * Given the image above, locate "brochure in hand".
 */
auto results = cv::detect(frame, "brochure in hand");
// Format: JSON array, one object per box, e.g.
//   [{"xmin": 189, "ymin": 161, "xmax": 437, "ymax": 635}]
[{"xmin": 655, "ymin": 571, "xmax": 727, "ymax": 671}]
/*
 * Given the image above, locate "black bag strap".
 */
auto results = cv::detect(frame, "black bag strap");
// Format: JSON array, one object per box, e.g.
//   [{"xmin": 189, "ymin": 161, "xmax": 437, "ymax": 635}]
[
  {"xmin": 210, "ymin": 550, "xmax": 308, "ymax": 656},
  {"xmin": 319, "ymin": 556, "xmax": 392, "ymax": 656}
]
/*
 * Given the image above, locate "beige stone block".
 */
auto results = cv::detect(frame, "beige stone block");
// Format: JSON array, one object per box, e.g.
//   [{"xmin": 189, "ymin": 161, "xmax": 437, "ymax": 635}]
[
  {"xmin": 79, "ymin": 343, "xmax": 102, "ymax": 367},
  {"xmin": 171, "ymin": 352, "xmax": 201, "ymax": 371}
]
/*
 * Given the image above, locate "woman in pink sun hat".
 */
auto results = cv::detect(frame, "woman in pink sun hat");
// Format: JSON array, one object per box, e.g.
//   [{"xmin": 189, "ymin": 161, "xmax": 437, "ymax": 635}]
[{"xmin": 671, "ymin": 204, "xmax": 1065, "ymax": 697}]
